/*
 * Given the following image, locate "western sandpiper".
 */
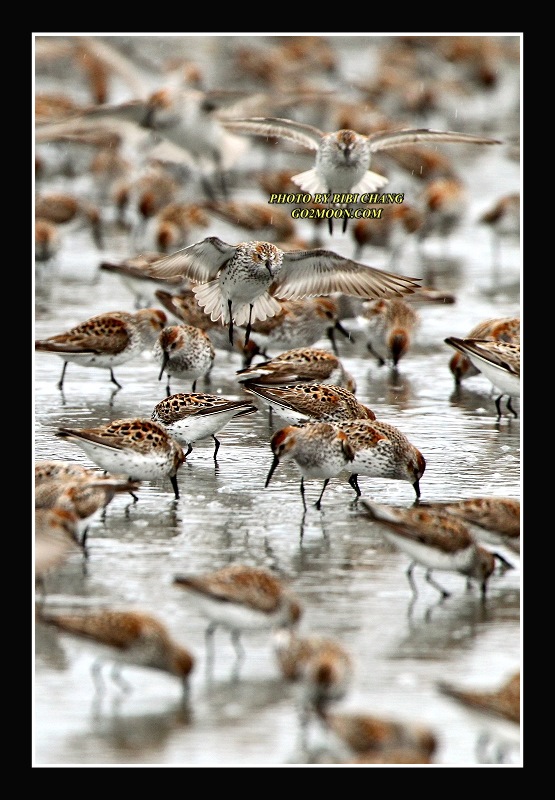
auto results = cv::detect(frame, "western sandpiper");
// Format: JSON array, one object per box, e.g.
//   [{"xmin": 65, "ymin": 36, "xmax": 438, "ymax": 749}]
[
  {"xmin": 479, "ymin": 192, "xmax": 520, "ymax": 273},
  {"xmin": 437, "ymin": 671, "xmax": 520, "ymax": 763},
  {"xmin": 265, "ymin": 421, "xmax": 356, "ymax": 510},
  {"xmin": 320, "ymin": 708, "xmax": 438, "ymax": 762},
  {"xmin": 236, "ymin": 347, "xmax": 356, "ymax": 392},
  {"xmin": 358, "ymin": 500, "xmax": 512, "ymax": 601},
  {"xmin": 153, "ymin": 323, "xmax": 215, "ymax": 396},
  {"xmin": 444, "ymin": 337, "xmax": 520, "ymax": 418},
  {"xmin": 35, "ymin": 217, "xmax": 62, "ymax": 266},
  {"xmin": 35, "ymin": 506, "xmax": 84, "ymax": 591},
  {"xmin": 273, "ymin": 628, "xmax": 354, "ymax": 714},
  {"xmin": 35, "ymin": 459, "xmax": 98, "ymax": 484},
  {"xmin": 336, "ymin": 419, "xmax": 426, "ymax": 500},
  {"xmin": 447, "ymin": 317, "xmax": 520, "ymax": 386},
  {"xmin": 35, "ymin": 308, "xmax": 167, "ymax": 390},
  {"xmin": 243, "ymin": 383, "xmax": 375, "ymax": 426},
  {"xmin": 357, "ymin": 297, "xmax": 420, "ymax": 368},
  {"xmin": 416, "ymin": 174, "xmax": 469, "ymax": 251},
  {"xmin": 154, "ymin": 287, "xmax": 255, "ymax": 360},
  {"xmin": 141, "ymin": 86, "xmax": 251, "ymax": 199},
  {"xmin": 145, "ymin": 236, "xmax": 422, "ymax": 346},
  {"xmin": 151, "ymin": 392, "xmax": 258, "ymax": 459},
  {"xmin": 35, "ymin": 190, "xmax": 104, "ymax": 249},
  {"xmin": 173, "ymin": 564, "xmax": 303, "ymax": 678},
  {"xmin": 55, "ymin": 418, "xmax": 186, "ymax": 499},
  {"xmin": 419, "ymin": 497, "xmax": 520, "ymax": 554},
  {"xmin": 35, "ymin": 473, "xmax": 141, "ymax": 547},
  {"xmin": 221, "ymin": 117, "xmax": 500, "ymax": 232},
  {"xmin": 148, "ymin": 202, "xmax": 211, "ymax": 254},
  {"xmin": 238, "ymin": 297, "xmax": 353, "ymax": 359},
  {"xmin": 38, "ymin": 608, "xmax": 195, "ymax": 699}
]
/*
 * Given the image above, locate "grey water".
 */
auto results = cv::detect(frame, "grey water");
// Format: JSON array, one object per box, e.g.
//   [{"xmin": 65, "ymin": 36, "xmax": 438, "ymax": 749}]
[{"xmin": 33, "ymin": 35, "xmax": 521, "ymax": 767}]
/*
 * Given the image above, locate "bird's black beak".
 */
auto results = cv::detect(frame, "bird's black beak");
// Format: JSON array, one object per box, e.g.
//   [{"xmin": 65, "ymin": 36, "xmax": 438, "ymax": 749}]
[
  {"xmin": 493, "ymin": 552, "xmax": 515, "ymax": 574},
  {"xmin": 334, "ymin": 320, "xmax": 354, "ymax": 342},
  {"xmin": 158, "ymin": 351, "xmax": 169, "ymax": 381},
  {"xmin": 265, "ymin": 455, "xmax": 280, "ymax": 488},
  {"xmin": 412, "ymin": 479, "xmax": 421, "ymax": 499}
]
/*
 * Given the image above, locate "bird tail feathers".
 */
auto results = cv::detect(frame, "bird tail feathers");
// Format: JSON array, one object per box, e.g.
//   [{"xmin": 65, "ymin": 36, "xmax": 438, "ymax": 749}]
[
  {"xmin": 193, "ymin": 280, "xmax": 226, "ymax": 323},
  {"xmin": 352, "ymin": 171, "xmax": 390, "ymax": 194},
  {"xmin": 232, "ymin": 293, "xmax": 282, "ymax": 327},
  {"xmin": 291, "ymin": 169, "xmax": 328, "ymax": 195}
]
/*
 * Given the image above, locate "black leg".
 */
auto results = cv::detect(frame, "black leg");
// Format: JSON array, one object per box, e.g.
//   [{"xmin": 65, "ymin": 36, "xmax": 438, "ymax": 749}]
[
  {"xmin": 367, "ymin": 343, "xmax": 385, "ymax": 366},
  {"xmin": 244, "ymin": 304, "xmax": 254, "ymax": 346},
  {"xmin": 348, "ymin": 473, "xmax": 361, "ymax": 497},
  {"xmin": 185, "ymin": 443, "xmax": 193, "ymax": 457},
  {"xmin": 57, "ymin": 361, "xmax": 68, "ymax": 390},
  {"xmin": 191, "ymin": 379, "xmax": 197, "ymax": 392},
  {"xmin": 109, "ymin": 368, "xmax": 122, "ymax": 389},
  {"xmin": 506, "ymin": 396, "xmax": 518, "ymax": 417},
  {"xmin": 406, "ymin": 562, "xmax": 418, "ymax": 597},
  {"xmin": 315, "ymin": 478, "xmax": 330, "ymax": 510},
  {"xmin": 300, "ymin": 477, "xmax": 307, "ymax": 511},
  {"xmin": 228, "ymin": 299, "xmax": 234, "ymax": 345},
  {"xmin": 495, "ymin": 395, "xmax": 503, "ymax": 419},
  {"xmin": 170, "ymin": 475, "xmax": 180, "ymax": 500},
  {"xmin": 425, "ymin": 569, "xmax": 450, "ymax": 599},
  {"xmin": 212, "ymin": 435, "xmax": 221, "ymax": 460}
]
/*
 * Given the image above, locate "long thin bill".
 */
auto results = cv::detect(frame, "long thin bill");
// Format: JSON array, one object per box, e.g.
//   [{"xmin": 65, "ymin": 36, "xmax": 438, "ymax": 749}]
[{"xmin": 265, "ymin": 455, "xmax": 280, "ymax": 488}]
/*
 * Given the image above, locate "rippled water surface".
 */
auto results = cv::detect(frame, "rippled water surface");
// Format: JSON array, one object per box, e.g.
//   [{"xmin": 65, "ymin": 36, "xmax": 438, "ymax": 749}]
[{"xmin": 34, "ymin": 34, "xmax": 522, "ymax": 767}]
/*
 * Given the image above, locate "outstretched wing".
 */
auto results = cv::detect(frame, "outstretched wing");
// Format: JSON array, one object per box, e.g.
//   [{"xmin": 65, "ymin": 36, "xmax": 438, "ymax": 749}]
[
  {"xmin": 220, "ymin": 116, "xmax": 324, "ymax": 151},
  {"xmin": 275, "ymin": 249, "xmax": 422, "ymax": 300},
  {"xmin": 367, "ymin": 128, "xmax": 502, "ymax": 153},
  {"xmin": 145, "ymin": 237, "xmax": 237, "ymax": 283}
]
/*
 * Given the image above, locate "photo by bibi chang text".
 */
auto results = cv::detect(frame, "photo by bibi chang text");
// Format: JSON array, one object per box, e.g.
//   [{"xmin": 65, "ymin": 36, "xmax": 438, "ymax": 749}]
[{"xmin": 267, "ymin": 192, "xmax": 405, "ymax": 220}]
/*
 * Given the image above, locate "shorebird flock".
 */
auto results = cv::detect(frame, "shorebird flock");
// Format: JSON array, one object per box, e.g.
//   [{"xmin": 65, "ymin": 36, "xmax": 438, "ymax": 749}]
[{"xmin": 34, "ymin": 35, "xmax": 521, "ymax": 767}]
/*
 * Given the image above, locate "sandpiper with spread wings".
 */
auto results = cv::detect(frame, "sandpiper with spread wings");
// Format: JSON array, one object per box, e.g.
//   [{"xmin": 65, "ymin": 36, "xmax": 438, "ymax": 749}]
[
  {"xmin": 146, "ymin": 236, "xmax": 422, "ymax": 346},
  {"xmin": 221, "ymin": 117, "xmax": 502, "ymax": 232}
]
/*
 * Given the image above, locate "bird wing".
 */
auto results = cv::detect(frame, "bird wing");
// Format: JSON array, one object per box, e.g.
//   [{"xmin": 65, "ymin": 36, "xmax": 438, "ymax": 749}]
[
  {"xmin": 444, "ymin": 338, "xmax": 520, "ymax": 377},
  {"xmin": 275, "ymin": 249, "xmax": 422, "ymax": 300},
  {"xmin": 366, "ymin": 128, "xmax": 502, "ymax": 153},
  {"xmin": 55, "ymin": 427, "xmax": 130, "ymax": 451},
  {"xmin": 145, "ymin": 237, "xmax": 237, "ymax": 282},
  {"xmin": 35, "ymin": 317, "xmax": 130, "ymax": 355},
  {"xmin": 360, "ymin": 499, "xmax": 473, "ymax": 544},
  {"xmin": 220, "ymin": 117, "xmax": 324, "ymax": 151},
  {"xmin": 174, "ymin": 572, "xmax": 279, "ymax": 612}
]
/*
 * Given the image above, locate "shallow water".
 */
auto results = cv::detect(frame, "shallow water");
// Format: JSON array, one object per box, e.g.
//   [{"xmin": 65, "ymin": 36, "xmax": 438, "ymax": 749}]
[{"xmin": 34, "ymin": 35, "xmax": 521, "ymax": 767}]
